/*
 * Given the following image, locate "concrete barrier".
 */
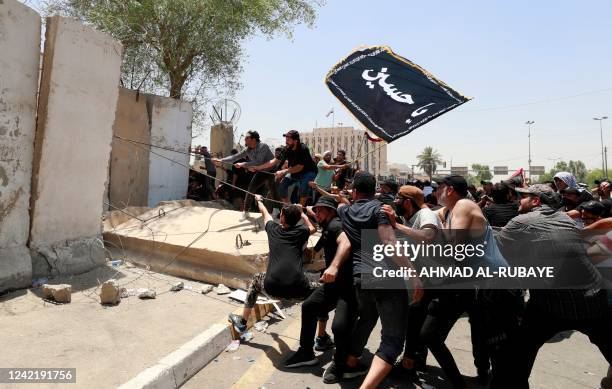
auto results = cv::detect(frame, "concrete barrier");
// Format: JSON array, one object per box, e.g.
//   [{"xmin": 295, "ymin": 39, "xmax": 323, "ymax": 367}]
[
  {"xmin": 0, "ymin": 0, "xmax": 41, "ymax": 292},
  {"xmin": 29, "ymin": 16, "xmax": 123, "ymax": 277}
]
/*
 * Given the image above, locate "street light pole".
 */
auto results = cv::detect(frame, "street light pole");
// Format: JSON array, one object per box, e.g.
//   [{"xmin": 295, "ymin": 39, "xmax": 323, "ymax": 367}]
[
  {"xmin": 594, "ymin": 116, "xmax": 608, "ymax": 178},
  {"xmin": 525, "ymin": 121, "xmax": 534, "ymax": 181}
]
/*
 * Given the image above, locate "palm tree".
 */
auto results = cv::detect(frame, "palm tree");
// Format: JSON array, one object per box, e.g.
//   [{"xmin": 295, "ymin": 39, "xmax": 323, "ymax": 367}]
[{"xmin": 417, "ymin": 146, "xmax": 443, "ymax": 178}]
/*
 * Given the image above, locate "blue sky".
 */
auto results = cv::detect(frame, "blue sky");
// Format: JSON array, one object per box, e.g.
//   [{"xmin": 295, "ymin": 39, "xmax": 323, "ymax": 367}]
[{"xmin": 25, "ymin": 0, "xmax": 612, "ymax": 170}]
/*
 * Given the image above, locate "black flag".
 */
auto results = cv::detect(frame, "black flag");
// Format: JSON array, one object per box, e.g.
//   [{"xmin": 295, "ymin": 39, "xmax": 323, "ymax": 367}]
[{"xmin": 325, "ymin": 46, "xmax": 470, "ymax": 143}]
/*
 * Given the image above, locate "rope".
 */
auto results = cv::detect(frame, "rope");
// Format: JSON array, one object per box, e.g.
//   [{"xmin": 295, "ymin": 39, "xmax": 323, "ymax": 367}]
[
  {"xmin": 113, "ymin": 134, "xmax": 276, "ymax": 176},
  {"xmin": 114, "ymin": 136, "xmax": 288, "ymax": 206}
]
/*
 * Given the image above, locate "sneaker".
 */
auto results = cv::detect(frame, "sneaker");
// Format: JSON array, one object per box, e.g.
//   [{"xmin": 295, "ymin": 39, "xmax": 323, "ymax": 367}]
[
  {"xmin": 342, "ymin": 361, "xmax": 369, "ymax": 379},
  {"xmin": 323, "ymin": 362, "xmax": 341, "ymax": 384},
  {"xmin": 314, "ymin": 333, "xmax": 335, "ymax": 351},
  {"xmin": 284, "ymin": 348, "xmax": 318, "ymax": 368},
  {"xmin": 228, "ymin": 313, "xmax": 247, "ymax": 333},
  {"xmin": 238, "ymin": 212, "xmax": 248, "ymax": 222}
]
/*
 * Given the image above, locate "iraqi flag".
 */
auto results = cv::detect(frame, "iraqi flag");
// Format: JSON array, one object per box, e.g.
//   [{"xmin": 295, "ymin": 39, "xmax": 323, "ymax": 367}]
[{"xmin": 325, "ymin": 46, "xmax": 470, "ymax": 143}]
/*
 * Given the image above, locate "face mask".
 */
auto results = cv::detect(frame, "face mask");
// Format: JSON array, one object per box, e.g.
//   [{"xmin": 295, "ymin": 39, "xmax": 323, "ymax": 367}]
[{"xmin": 395, "ymin": 200, "xmax": 407, "ymax": 216}]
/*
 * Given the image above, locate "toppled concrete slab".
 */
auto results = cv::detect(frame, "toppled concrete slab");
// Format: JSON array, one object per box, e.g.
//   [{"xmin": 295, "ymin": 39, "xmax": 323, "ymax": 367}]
[
  {"xmin": 42, "ymin": 283, "xmax": 72, "ymax": 303},
  {"xmin": 103, "ymin": 201, "xmax": 322, "ymax": 290}
]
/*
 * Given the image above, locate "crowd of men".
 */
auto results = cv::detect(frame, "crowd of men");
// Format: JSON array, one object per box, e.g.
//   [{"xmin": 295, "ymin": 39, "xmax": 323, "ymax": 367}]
[{"xmin": 200, "ymin": 131, "xmax": 611, "ymax": 389}]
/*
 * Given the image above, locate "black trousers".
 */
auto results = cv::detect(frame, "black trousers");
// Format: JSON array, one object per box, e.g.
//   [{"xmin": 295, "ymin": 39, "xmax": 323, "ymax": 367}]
[
  {"xmin": 300, "ymin": 281, "xmax": 358, "ymax": 365},
  {"xmin": 244, "ymin": 172, "xmax": 280, "ymax": 212},
  {"xmin": 349, "ymin": 280, "xmax": 409, "ymax": 365},
  {"xmin": 497, "ymin": 298, "xmax": 612, "ymax": 389},
  {"xmin": 419, "ymin": 290, "xmax": 490, "ymax": 389}
]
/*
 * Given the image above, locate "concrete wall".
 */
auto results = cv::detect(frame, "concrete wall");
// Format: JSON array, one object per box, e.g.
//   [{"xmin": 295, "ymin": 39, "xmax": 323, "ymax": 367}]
[
  {"xmin": 109, "ymin": 88, "xmax": 150, "ymax": 209},
  {"xmin": 146, "ymin": 95, "xmax": 192, "ymax": 207},
  {"xmin": 0, "ymin": 0, "xmax": 40, "ymax": 291},
  {"xmin": 29, "ymin": 16, "xmax": 122, "ymax": 276}
]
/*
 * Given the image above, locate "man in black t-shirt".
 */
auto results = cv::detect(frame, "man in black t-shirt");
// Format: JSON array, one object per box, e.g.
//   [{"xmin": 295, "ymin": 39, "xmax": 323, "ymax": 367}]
[
  {"xmin": 249, "ymin": 130, "xmax": 318, "ymax": 206},
  {"xmin": 283, "ymin": 196, "xmax": 358, "ymax": 384},
  {"xmin": 228, "ymin": 194, "xmax": 318, "ymax": 334},
  {"xmin": 338, "ymin": 172, "xmax": 422, "ymax": 388}
]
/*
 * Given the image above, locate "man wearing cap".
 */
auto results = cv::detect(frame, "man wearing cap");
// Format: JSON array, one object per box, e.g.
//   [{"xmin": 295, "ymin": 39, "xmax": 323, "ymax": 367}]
[
  {"xmin": 381, "ymin": 185, "xmax": 442, "ymax": 376},
  {"xmin": 250, "ymin": 130, "xmax": 318, "ymax": 206},
  {"xmin": 495, "ymin": 184, "xmax": 612, "ymax": 389},
  {"xmin": 284, "ymin": 196, "xmax": 358, "ymax": 384},
  {"xmin": 212, "ymin": 130, "xmax": 279, "ymax": 221},
  {"xmin": 337, "ymin": 172, "xmax": 421, "ymax": 389}
]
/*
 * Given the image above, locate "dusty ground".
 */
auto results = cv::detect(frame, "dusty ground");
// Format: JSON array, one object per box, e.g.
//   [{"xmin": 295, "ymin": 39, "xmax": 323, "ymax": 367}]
[
  {"xmin": 0, "ymin": 262, "xmax": 243, "ymax": 389},
  {"xmin": 186, "ymin": 304, "xmax": 609, "ymax": 389}
]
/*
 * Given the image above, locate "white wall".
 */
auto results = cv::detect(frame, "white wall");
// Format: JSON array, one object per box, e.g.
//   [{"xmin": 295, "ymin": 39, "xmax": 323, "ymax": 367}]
[
  {"xmin": 29, "ymin": 16, "xmax": 123, "ymax": 247},
  {"xmin": 146, "ymin": 95, "xmax": 192, "ymax": 207},
  {"xmin": 0, "ymin": 0, "xmax": 40, "ymax": 291}
]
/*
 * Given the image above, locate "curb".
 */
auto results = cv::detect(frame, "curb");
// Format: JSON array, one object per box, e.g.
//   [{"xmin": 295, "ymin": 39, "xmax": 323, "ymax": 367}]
[{"xmin": 118, "ymin": 323, "xmax": 232, "ymax": 389}]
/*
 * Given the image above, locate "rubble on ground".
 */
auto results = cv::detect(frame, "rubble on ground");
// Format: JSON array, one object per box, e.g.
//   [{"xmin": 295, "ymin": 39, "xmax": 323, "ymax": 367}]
[{"xmin": 41, "ymin": 284, "xmax": 72, "ymax": 303}]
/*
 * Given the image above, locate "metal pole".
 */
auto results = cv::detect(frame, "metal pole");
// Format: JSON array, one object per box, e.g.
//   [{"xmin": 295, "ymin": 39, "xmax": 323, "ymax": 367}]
[
  {"xmin": 595, "ymin": 117, "xmax": 609, "ymax": 177},
  {"xmin": 605, "ymin": 146, "xmax": 609, "ymax": 178},
  {"xmin": 525, "ymin": 121, "xmax": 534, "ymax": 181},
  {"xmin": 600, "ymin": 120, "xmax": 605, "ymax": 175}
]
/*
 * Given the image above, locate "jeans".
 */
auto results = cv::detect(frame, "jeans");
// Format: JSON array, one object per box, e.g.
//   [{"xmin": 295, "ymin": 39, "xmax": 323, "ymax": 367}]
[
  {"xmin": 244, "ymin": 272, "xmax": 318, "ymax": 308},
  {"xmin": 300, "ymin": 281, "xmax": 358, "ymax": 366},
  {"xmin": 244, "ymin": 172, "xmax": 280, "ymax": 212},
  {"xmin": 279, "ymin": 171, "xmax": 317, "ymax": 199},
  {"xmin": 349, "ymin": 279, "xmax": 409, "ymax": 365}
]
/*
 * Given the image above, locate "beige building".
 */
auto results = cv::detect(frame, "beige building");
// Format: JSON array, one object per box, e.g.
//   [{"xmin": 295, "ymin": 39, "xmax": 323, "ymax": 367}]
[{"xmin": 300, "ymin": 126, "xmax": 388, "ymax": 177}]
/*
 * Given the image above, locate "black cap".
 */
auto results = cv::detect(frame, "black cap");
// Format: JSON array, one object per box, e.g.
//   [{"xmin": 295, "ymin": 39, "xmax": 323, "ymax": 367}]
[
  {"xmin": 560, "ymin": 187, "xmax": 580, "ymax": 195},
  {"xmin": 313, "ymin": 195, "xmax": 338, "ymax": 211},
  {"xmin": 245, "ymin": 130, "xmax": 260, "ymax": 141},
  {"xmin": 442, "ymin": 175, "xmax": 468, "ymax": 196},
  {"xmin": 594, "ymin": 178, "xmax": 610, "ymax": 185},
  {"xmin": 480, "ymin": 180, "xmax": 492, "ymax": 185},
  {"xmin": 578, "ymin": 200, "xmax": 606, "ymax": 215},
  {"xmin": 282, "ymin": 130, "xmax": 300, "ymax": 140},
  {"xmin": 380, "ymin": 179, "xmax": 399, "ymax": 193}
]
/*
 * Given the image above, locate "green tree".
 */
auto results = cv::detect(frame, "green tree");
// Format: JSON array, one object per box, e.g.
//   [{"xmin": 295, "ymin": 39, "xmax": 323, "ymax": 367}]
[
  {"xmin": 45, "ymin": 0, "xmax": 321, "ymax": 133},
  {"xmin": 469, "ymin": 164, "xmax": 492, "ymax": 186},
  {"xmin": 585, "ymin": 168, "xmax": 605, "ymax": 186},
  {"xmin": 536, "ymin": 160, "xmax": 587, "ymax": 183},
  {"xmin": 417, "ymin": 146, "xmax": 443, "ymax": 178}
]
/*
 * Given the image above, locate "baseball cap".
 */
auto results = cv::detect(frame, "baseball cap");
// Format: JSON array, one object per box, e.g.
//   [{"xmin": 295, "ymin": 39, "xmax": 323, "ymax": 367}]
[
  {"xmin": 480, "ymin": 180, "xmax": 492, "ymax": 185},
  {"xmin": 560, "ymin": 187, "xmax": 580, "ymax": 196},
  {"xmin": 282, "ymin": 130, "xmax": 300, "ymax": 140},
  {"xmin": 397, "ymin": 185, "xmax": 425, "ymax": 208},
  {"xmin": 515, "ymin": 184, "xmax": 556, "ymax": 204},
  {"xmin": 313, "ymin": 195, "xmax": 338, "ymax": 211},
  {"xmin": 442, "ymin": 175, "xmax": 469, "ymax": 196},
  {"xmin": 594, "ymin": 178, "xmax": 610, "ymax": 185},
  {"xmin": 578, "ymin": 200, "xmax": 606, "ymax": 215}
]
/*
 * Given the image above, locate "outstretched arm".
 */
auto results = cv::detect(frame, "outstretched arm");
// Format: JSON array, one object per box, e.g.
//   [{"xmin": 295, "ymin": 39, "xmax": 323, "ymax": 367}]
[
  {"xmin": 300, "ymin": 206, "xmax": 317, "ymax": 235},
  {"xmin": 254, "ymin": 194, "xmax": 273, "ymax": 224}
]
